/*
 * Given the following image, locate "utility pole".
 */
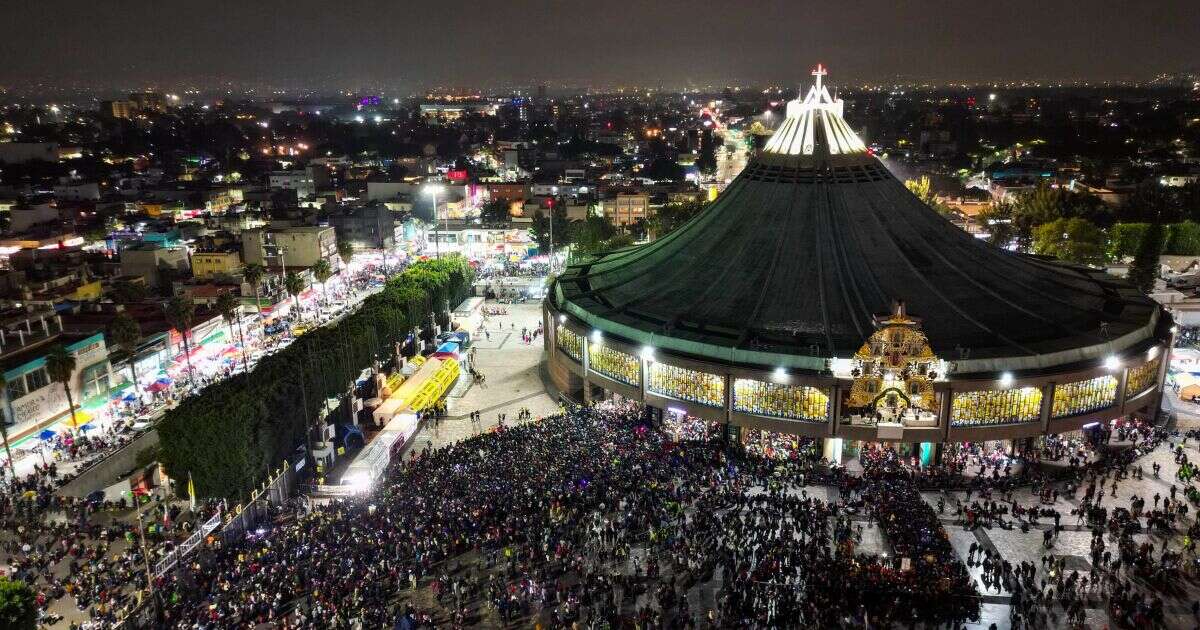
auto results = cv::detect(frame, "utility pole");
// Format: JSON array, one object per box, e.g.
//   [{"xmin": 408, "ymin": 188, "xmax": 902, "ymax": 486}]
[
  {"xmin": 425, "ymin": 185, "xmax": 444, "ymax": 260},
  {"xmin": 132, "ymin": 490, "xmax": 160, "ymax": 619},
  {"xmin": 549, "ymin": 186, "xmax": 558, "ymax": 274}
]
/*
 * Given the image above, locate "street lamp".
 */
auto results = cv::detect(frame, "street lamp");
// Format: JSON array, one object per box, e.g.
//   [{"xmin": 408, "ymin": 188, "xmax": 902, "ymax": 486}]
[{"xmin": 424, "ymin": 184, "xmax": 445, "ymax": 259}]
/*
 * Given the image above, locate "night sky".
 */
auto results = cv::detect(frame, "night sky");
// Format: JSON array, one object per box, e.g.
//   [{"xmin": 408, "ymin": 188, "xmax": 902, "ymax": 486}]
[{"xmin": 3, "ymin": 0, "xmax": 1198, "ymax": 89}]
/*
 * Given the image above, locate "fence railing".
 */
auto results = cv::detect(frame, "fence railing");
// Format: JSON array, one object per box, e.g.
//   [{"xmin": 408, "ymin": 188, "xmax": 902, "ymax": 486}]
[
  {"xmin": 154, "ymin": 508, "xmax": 223, "ymax": 576},
  {"xmin": 112, "ymin": 462, "xmax": 301, "ymax": 629},
  {"xmin": 219, "ymin": 461, "xmax": 298, "ymax": 543}
]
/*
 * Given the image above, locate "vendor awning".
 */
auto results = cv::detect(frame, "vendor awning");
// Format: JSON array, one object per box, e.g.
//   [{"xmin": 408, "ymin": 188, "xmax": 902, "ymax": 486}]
[{"xmin": 199, "ymin": 328, "xmax": 228, "ymax": 346}]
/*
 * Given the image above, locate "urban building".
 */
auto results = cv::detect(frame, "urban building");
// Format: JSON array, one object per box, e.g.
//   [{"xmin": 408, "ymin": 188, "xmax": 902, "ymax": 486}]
[
  {"xmin": 191, "ymin": 250, "xmax": 244, "ymax": 280},
  {"xmin": 328, "ymin": 203, "xmax": 398, "ymax": 250},
  {"xmin": 600, "ymin": 193, "xmax": 651, "ymax": 226},
  {"xmin": 241, "ymin": 226, "xmax": 338, "ymax": 269},
  {"xmin": 268, "ymin": 169, "xmax": 318, "ymax": 199},
  {"xmin": 119, "ymin": 243, "xmax": 190, "ymax": 288},
  {"xmin": 1, "ymin": 325, "xmax": 112, "ymax": 429}
]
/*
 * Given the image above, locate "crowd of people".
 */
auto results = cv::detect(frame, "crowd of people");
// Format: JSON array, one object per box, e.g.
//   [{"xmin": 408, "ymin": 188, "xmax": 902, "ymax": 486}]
[
  {"xmin": 144, "ymin": 401, "xmax": 986, "ymax": 628},
  {"xmin": 4, "ymin": 360, "xmax": 1196, "ymax": 630},
  {"xmin": 0, "ymin": 258, "xmax": 398, "ymax": 628},
  {"xmin": 0, "ymin": 418, "xmax": 150, "ymax": 510},
  {"xmin": 134, "ymin": 398, "xmax": 1200, "ymax": 629},
  {"xmin": 0, "ymin": 473, "xmax": 222, "ymax": 630}
]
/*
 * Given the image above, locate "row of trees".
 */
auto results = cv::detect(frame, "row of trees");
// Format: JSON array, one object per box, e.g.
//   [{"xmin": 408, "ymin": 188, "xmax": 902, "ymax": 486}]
[
  {"xmin": 157, "ymin": 256, "xmax": 474, "ymax": 500},
  {"xmin": 528, "ymin": 200, "xmax": 708, "ymax": 262},
  {"xmin": 957, "ymin": 183, "xmax": 1200, "ymax": 282}
]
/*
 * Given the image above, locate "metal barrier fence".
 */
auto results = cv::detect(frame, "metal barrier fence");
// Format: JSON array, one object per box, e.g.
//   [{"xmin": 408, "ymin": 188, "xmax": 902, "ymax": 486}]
[
  {"xmin": 112, "ymin": 462, "xmax": 301, "ymax": 629},
  {"xmin": 154, "ymin": 508, "xmax": 223, "ymax": 577},
  {"xmin": 220, "ymin": 461, "xmax": 298, "ymax": 543},
  {"xmin": 111, "ymin": 597, "xmax": 155, "ymax": 630}
]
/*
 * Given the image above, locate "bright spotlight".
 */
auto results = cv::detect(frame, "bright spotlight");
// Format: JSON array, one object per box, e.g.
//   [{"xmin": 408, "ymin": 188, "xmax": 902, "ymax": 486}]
[{"xmin": 343, "ymin": 472, "xmax": 372, "ymax": 493}]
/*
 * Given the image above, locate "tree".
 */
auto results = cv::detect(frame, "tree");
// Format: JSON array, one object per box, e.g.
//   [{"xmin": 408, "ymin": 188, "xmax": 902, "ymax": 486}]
[
  {"xmin": 111, "ymin": 279, "xmax": 148, "ymax": 304},
  {"xmin": 904, "ymin": 176, "xmax": 956, "ymax": 218},
  {"xmin": 214, "ymin": 292, "xmax": 249, "ymax": 374},
  {"xmin": 242, "ymin": 263, "xmax": 266, "ymax": 325},
  {"xmin": 1031, "ymin": 218, "xmax": 1107, "ymax": 266},
  {"xmin": 312, "ymin": 259, "xmax": 333, "ymax": 306},
  {"xmin": 641, "ymin": 158, "xmax": 685, "ymax": 182},
  {"xmin": 164, "ymin": 296, "xmax": 197, "ymax": 379},
  {"xmin": 479, "ymin": 199, "xmax": 511, "ymax": 225},
  {"xmin": 647, "ymin": 200, "xmax": 705, "ymax": 239},
  {"xmin": 285, "ymin": 272, "xmax": 307, "ymax": 322},
  {"xmin": 1128, "ymin": 219, "xmax": 1165, "ymax": 294},
  {"xmin": 1010, "ymin": 183, "xmax": 1111, "ymax": 249},
  {"xmin": 108, "ymin": 313, "xmax": 142, "ymax": 402},
  {"xmin": 1107, "ymin": 223, "xmax": 1150, "ymax": 261},
  {"xmin": 977, "ymin": 200, "xmax": 1018, "ymax": 248},
  {"xmin": 0, "ymin": 576, "xmax": 36, "ymax": 630},
  {"xmin": 157, "ymin": 256, "xmax": 476, "ymax": 499},
  {"xmin": 337, "ymin": 240, "xmax": 355, "ymax": 267},
  {"xmin": 530, "ymin": 206, "xmax": 570, "ymax": 254},
  {"xmin": 569, "ymin": 215, "xmax": 617, "ymax": 260},
  {"xmin": 1165, "ymin": 221, "xmax": 1200, "ymax": 255},
  {"xmin": 0, "ymin": 374, "xmax": 16, "ymax": 481},
  {"xmin": 45, "ymin": 345, "xmax": 79, "ymax": 428}
]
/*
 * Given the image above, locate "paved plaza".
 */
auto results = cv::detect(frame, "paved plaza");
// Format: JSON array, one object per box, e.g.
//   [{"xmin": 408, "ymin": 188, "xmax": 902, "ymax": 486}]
[{"xmin": 409, "ymin": 302, "xmax": 560, "ymax": 451}]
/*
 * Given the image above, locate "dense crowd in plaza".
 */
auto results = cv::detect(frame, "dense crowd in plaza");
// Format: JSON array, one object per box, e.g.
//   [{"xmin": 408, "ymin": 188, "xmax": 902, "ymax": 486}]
[
  {"xmin": 0, "ymin": 372, "xmax": 1192, "ymax": 629},
  {"xmin": 113, "ymin": 399, "xmax": 1173, "ymax": 630},
  {"xmin": 0, "ymin": 472, "xmax": 222, "ymax": 629}
]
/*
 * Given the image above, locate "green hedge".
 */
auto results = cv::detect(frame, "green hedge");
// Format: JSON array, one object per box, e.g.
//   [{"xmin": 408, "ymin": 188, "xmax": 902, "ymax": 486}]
[
  {"xmin": 1166, "ymin": 221, "xmax": 1200, "ymax": 256},
  {"xmin": 158, "ymin": 256, "xmax": 473, "ymax": 499},
  {"xmin": 1109, "ymin": 221, "xmax": 1200, "ymax": 259}
]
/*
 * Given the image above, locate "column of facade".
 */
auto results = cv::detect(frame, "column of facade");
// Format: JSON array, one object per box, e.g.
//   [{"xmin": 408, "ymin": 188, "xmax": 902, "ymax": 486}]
[
  {"xmin": 723, "ymin": 374, "xmax": 737, "ymax": 443},
  {"xmin": 940, "ymin": 388, "xmax": 953, "ymax": 442},
  {"xmin": 581, "ymin": 335, "xmax": 591, "ymax": 405},
  {"xmin": 829, "ymin": 384, "xmax": 842, "ymax": 437},
  {"xmin": 1039, "ymin": 382, "xmax": 1056, "ymax": 433},
  {"xmin": 1114, "ymin": 365, "xmax": 1130, "ymax": 413}
]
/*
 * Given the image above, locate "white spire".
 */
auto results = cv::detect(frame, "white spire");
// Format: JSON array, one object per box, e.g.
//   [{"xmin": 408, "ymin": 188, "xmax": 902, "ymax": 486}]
[{"xmin": 762, "ymin": 65, "xmax": 868, "ymax": 157}]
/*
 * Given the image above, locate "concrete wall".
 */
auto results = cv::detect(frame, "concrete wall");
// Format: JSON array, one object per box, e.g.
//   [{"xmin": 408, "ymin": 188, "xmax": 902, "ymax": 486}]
[{"xmin": 56, "ymin": 428, "xmax": 159, "ymax": 498}]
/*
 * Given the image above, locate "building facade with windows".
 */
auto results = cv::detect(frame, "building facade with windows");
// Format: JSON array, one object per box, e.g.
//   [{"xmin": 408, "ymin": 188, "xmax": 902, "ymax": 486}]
[{"xmin": 3, "ymin": 332, "xmax": 112, "ymax": 428}]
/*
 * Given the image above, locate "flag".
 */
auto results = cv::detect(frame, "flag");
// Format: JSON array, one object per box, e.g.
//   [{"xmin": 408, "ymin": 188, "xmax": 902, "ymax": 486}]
[{"xmin": 187, "ymin": 471, "xmax": 196, "ymax": 511}]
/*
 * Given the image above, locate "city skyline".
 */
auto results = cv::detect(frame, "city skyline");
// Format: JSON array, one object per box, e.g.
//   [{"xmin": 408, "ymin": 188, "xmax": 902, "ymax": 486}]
[{"xmin": 2, "ymin": 0, "xmax": 1198, "ymax": 93}]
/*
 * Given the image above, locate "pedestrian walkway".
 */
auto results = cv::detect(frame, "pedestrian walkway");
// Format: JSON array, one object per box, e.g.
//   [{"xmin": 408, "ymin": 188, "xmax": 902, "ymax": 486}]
[{"xmin": 408, "ymin": 302, "xmax": 558, "ymax": 452}]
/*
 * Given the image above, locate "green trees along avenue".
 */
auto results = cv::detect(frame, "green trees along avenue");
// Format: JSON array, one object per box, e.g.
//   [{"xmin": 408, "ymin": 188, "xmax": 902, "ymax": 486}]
[{"xmin": 157, "ymin": 256, "xmax": 473, "ymax": 500}]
